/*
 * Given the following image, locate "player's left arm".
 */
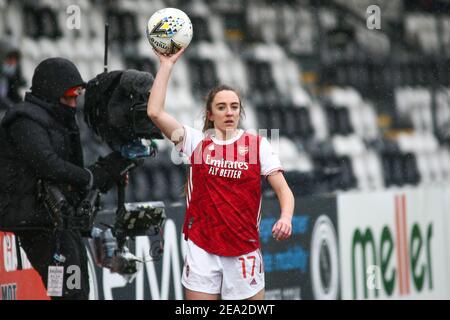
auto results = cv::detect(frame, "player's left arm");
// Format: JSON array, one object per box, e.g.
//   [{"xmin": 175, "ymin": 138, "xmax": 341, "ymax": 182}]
[{"xmin": 267, "ymin": 171, "xmax": 295, "ymax": 241}]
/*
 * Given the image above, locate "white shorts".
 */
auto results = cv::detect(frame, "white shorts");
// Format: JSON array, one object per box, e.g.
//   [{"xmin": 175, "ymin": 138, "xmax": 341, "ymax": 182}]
[{"xmin": 181, "ymin": 239, "xmax": 265, "ymax": 300}]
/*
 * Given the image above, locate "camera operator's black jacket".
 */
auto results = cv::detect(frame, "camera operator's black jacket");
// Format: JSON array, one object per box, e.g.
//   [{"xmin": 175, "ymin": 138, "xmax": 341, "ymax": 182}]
[{"xmin": 0, "ymin": 92, "xmax": 91, "ymax": 230}]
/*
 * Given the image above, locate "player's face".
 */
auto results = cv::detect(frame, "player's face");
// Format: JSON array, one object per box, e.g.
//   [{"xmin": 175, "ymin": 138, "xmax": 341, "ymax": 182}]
[{"xmin": 209, "ymin": 90, "xmax": 240, "ymax": 132}]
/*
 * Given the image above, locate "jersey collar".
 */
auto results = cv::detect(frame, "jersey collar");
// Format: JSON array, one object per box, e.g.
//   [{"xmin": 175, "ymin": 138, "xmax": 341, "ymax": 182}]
[{"xmin": 210, "ymin": 129, "xmax": 244, "ymax": 145}]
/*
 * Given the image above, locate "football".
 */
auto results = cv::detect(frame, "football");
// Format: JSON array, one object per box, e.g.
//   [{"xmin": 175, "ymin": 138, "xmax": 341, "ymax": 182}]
[{"xmin": 146, "ymin": 8, "xmax": 193, "ymax": 55}]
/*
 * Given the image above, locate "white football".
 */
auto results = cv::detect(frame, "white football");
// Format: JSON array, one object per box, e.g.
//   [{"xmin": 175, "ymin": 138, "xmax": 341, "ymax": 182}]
[{"xmin": 146, "ymin": 8, "xmax": 193, "ymax": 54}]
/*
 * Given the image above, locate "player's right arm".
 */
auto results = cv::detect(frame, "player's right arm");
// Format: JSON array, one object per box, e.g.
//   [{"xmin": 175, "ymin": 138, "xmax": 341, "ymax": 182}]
[{"xmin": 147, "ymin": 48, "xmax": 186, "ymax": 145}]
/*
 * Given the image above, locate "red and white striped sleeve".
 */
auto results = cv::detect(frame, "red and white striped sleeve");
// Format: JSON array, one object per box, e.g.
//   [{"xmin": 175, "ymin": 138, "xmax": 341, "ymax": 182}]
[
  {"xmin": 175, "ymin": 125, "xmax": 204, "ymax": 158},
  {"xmin": 259, "ymin": 136, "xmax": 284, "ymax": 177}
]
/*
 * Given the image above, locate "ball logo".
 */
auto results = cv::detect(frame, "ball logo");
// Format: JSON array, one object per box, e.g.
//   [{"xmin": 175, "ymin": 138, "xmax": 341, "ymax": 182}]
[
  {"xmin": 150, "ymin": 16, "xmax": 185, "ymax": 38},
  {"xmin": 168, "ymin": 40, "xmax": 182, "ymax": 54},
  {"xmin": 310, "ymin": 215, "xmax": 339, "ymax": 300}
]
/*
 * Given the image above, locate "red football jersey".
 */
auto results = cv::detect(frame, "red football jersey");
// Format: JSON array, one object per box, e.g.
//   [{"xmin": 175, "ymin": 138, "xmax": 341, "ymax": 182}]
[{"xmin": 178, "ymin": 126, "xmax": 283, "ymax": 256}]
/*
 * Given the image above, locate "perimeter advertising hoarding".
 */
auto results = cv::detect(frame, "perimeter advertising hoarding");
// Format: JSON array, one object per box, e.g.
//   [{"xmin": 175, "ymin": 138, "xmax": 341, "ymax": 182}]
[
  {"xmin": 92, "ymin": 195, "xmax": 339, "ymax": 300},
  {"xmin": 5, "ymin": 187, "xmax": 450, "ymax": 300},
  {"xmin": 1, "ymin": 196, "xmax": 339, "ymax": 300},
  {"xmin": 337, "ymin": 187, "xmax": 450, "ymax": 300},
  {"xmin": 262, "ymin": 195, "xmax": 339, "ymax": 300},
  {"xmin": 0, "ymin": 232, "xmax": 49, "ymax": 300}
]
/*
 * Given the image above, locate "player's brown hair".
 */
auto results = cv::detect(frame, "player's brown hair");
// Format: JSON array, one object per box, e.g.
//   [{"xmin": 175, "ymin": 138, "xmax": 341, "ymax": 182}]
[{"xmin": 202, "ymin": 85, "xmax": 246, "ymax": 132}]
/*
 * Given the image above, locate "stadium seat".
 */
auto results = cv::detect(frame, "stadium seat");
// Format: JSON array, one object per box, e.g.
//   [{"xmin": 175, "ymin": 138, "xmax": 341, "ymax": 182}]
[
  {"xmin": 190, "ymin": 15, "xmax": 212, "ymax": 43},
  {"xmin": 21, "ymin": 38, "xmax": 41, "ymax": 61},
  {"xmin": 0, "ymin": 8, "xmax": 5, "ymax": 36},
  {"xmin": 39, "ymin": 7, "xmax": 62, "ymax": 39},
  {"xmin": 350, "ymin": 154, "xmax": 370, "ymax": 191},
  {"xmin": 336, "ymin": 155, "xmax": 357, "ymax": 191},
  {"xmin": 240, "ymin": 103, "xmax": 258, "ymax": 131},
  {"xmin": 215, "ymin": 59, "xmax": 238, "ymax": 91},
  {"xmin": 438, "ymin": 148, "xmax": 450, "ymax": 182},
  {"xmin": 325, "ymin": 105, "xmax": 354, "ymax": 136},
  {"xmin": 86, "ymin": 8, "xmax": 105, "ymax": 40},
  {"xmin": 37, "ymin": 38, "xmax": 60, "ymax": 60},
  {"xmin": 296, "ymin": 150, "xmax": 314, "ymax": 173},
  {"xmin": 245, "ymin": 59, "xmax": 281, "ymax": 106},
  {"xmin": 255, "ymin": 106, "xmax": 269, "ymax": 132},
  {"xmin": 165, "ymin": 86, "xmax": 195, "ymax": 112},
  {"xmin": 121, "ymin": 11, "xmax": 140, "ymax": 42},
  {"xmin": 208, "ymin": 14, "xmax": 226, "ymax": 43},
  {"xmin": 282, "ymin": 170, "xmax": 317, "ymax": 196},
  {"xmin": 188, "ymin": 57, "xmax": 219, "ymax": 98},
  {"xmin": 415, "ymin": 152, "xmax": 432, "ymax": 186},
  {"xmin": 4, "ymin": 2, "xmax": 23, "ymax": 39},
  {"xmin": 380, "ymin": 152, "xmax": 401, "ymax": 187},
  {"xmin": 167, "ymin": 166, "xmax": 186, "ymax": 201},
  {"xmin": 309, "ymin": 103, "xmax": 329, "ymax": 141},
  {"xmin": 195, "ymin": 41, "xmax": 231, "ymax": 61},
  {"xmin": 87, "ymin": 59, "xmax": 104, "ymax": 80},
  {"xmin": 403, "ymin": 152, "xmax": 421, "ymax": 186},
  {"xmin": 272, "ymin": 59, "xmax": 300, "ymax": 98},
  {"xmin": 179, "ymin": 109, "xmax": 203, "ymax": 129},
  {"xmin": 22, "ymin": 5, "xmax": 40, "ymax": 39},
  {"xmin": 56, "ymin": 9, "xmax": 76, "ymax": 41},
  {"xmin": 137, "ymin": 37, "xmax": 155, "ymax": 57},
  {"xmin": 186, "ymin": 0, "xmax": 211, "ymax": 16},
  {"xmin": 21, "ymin": 59, "xmax": 36, "ymax": 85},
  {"xmin": 277, "ymin": 137, "xmax": 300, "ymax": 172},
  {"xmin": 427, "ymin": 152, "xmax": 443, "ymax": 184},
  {"xmin": 282, "ymin": 108, "xmax": 298, "ymax": 138},
  {"xmin": 53, "ymin": 39, "xmax": 73, "ymax": 60},
  {"xmin": 107, "ymin": 52, "xmax": 125, "ymax": 72},
  {"xmin": 125, "ymin": 56, "xmax": 156, "ymax": 76},
  {"xmin": 312, "ymin": 154, "xmax": 356, "ymax": 192},
  {"xmin": 74, "ymin": 60, "xmax": 90, "ymax": 82},
  {"xmin": 360, "ymin": 102, "xmax": 379, "ymax": 140},
  {"xmin": 136, "ymin": 0, "xmax": 166, "ymax": 17},
  {"xmin": 328, "ymin": 87, "xmax": 362, "ymax": 109},
  {"xmin": 397, "ymin": 132, "xmax": 440, "ymax": 154},
  {"xmin": 434, "ymin": 88, "xmax": 450, "ymax": 141},
  {"xmin": 147, "ymin": 165, "xmax": 169, "ymax": 200},
  {"xmin": 290, "ymin": 85, "xmax": 312, "ymax": 106},
  {"xmin": 291, "ymin": 107, "xmax": 315, "ymax": 139},
  {"xmin": 246, "ymin": 5, "xmax": 277, "ymax": 43},
  {"xmin": 332, "ymin": 134, "xmax": 365, "ymax": 156},
  {"xmin": 442, "ymin": 16, "xmax": 450, "ymax": 56},
  {"xmin": 284, "ymin": 5, "xmax": 316, "ymax": 55},
  {"xmin": 365, "ymin": 151, "xmax": 385, "ymax": 190}
]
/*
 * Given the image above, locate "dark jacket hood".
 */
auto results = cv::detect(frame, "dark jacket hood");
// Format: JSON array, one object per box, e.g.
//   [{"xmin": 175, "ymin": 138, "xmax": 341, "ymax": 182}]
[{"xmin": 30, "ymin": 57, "xmax": 85, "ymax": 103}]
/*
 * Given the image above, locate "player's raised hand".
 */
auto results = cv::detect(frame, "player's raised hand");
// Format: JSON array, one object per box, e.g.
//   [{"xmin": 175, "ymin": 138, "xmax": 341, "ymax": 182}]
[{"xmin": 153, "ymin": 47, "xmax": 186, "ymax": 67}]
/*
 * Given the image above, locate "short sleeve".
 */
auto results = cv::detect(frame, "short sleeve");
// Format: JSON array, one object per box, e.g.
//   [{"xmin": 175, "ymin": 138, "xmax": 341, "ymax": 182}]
[
  {"xmin": 259, "ymin": 136, "xmax": 283, "ymax": 177},
  {"xmin": 175, "ymin": 125, "xmax": 204, "ymax": 158}
]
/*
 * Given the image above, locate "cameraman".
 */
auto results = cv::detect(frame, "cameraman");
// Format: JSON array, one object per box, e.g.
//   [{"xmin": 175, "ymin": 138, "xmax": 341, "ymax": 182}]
[{"xmin": 0, "ymin": 57, "xmax": 133, "ymax": 299}]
